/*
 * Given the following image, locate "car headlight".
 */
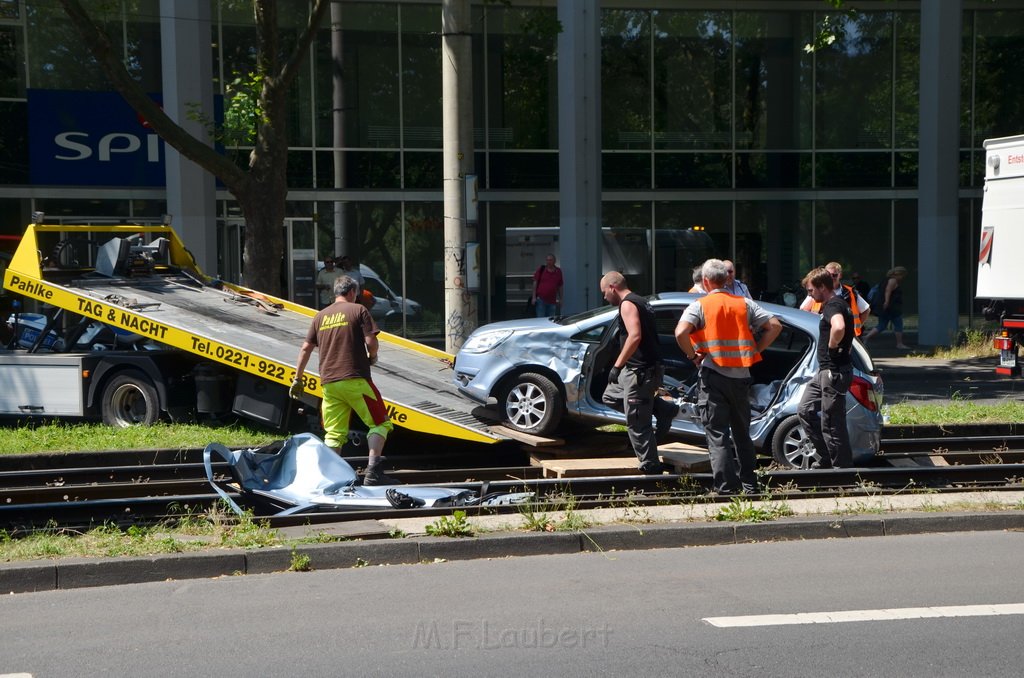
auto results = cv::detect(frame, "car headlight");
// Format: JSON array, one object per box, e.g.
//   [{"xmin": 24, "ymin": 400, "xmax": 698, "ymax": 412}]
[{"xmin": 461, "ymin": 328, "xmax": 514, "ymax": 353}]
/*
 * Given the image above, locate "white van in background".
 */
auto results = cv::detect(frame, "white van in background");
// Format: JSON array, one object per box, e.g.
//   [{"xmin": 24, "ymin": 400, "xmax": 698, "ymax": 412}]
[{"xmin": 358, "ymin": 264, "xmax": 422, "ymax": 329}]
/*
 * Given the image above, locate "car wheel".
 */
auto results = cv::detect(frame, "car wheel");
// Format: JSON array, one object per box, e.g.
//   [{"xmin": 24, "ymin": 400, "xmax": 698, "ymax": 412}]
[
  {"xmin": 770, "ymin": 415, "xmax": 821, "ymax": 469},
  {"xmin": 101, "ymin": 371, "xmax": 160, "ymax": 427},
  {"xmin": 498, "ymin": 372, "xmax": 564, "ymax": 436}
]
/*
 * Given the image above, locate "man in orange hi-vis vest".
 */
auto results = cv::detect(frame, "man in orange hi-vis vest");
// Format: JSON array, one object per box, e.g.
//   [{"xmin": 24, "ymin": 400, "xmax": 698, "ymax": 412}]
[
  {"xmin": 675, "ymin": 259, "xmax": 782, "ymax": 495},
  {"xmin": 798, "ymin": 261, "xmax": 870, "ymax": 336}
]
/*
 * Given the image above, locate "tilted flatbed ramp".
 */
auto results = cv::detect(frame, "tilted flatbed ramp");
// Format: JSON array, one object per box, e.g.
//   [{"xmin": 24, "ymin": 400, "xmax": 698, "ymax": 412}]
[{"xmin": 3, "ymin": 224, "xmax": 503, "ymax": 444}]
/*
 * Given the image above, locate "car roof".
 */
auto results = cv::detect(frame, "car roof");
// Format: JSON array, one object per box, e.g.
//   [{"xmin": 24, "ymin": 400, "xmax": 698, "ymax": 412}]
[{"xmin": 649, "ymin": 292, "xmax": 820, "ymax": 333}]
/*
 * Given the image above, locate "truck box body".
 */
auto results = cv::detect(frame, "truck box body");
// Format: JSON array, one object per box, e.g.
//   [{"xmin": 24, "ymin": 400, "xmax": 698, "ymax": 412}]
[
  {"xmin": 977, "ymin": 134, "xmax": 1024, "ymax": 375},
  {"xmin": 977, "ymin": 134, "xmax": 1024, "ymax": 300}
]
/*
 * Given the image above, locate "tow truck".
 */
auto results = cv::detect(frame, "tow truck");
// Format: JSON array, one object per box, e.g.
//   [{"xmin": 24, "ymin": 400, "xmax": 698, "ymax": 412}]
[
  {"xmin": 978, "ymin": 134, "xmax": 1024, "ymax": 377},
  {"xmin": 1, "ymin": 220, "xmax": 502, "ymax": 445}
]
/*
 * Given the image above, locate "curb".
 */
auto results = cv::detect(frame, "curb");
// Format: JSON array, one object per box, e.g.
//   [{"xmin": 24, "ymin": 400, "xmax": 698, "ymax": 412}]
[{"xmin": 1, "ymin": 510, "xmax": 1021, "ymax": 595}]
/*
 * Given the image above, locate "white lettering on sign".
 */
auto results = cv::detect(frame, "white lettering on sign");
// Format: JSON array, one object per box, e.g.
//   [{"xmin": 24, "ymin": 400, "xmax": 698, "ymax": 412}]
[
  {"xmin": 54, "ymin": 132, "xmax": 91, "ymax": 160},
  {"xmin": 98, "ymin": 133, "xmax": 140, "ymax": 161},
  {"xmin": 54, "ymin": 132, "xmax": 161, "ymax": 163}
]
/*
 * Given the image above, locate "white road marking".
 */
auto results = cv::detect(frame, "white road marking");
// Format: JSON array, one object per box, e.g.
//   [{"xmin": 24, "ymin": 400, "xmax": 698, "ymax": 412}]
[
  {"xmin": 704, "ymin": 603, "xmax": 1024, "ymax": 628},
  {"xmin": 0, "ymin": 674, "xmax": 34, "ymax": 677}
]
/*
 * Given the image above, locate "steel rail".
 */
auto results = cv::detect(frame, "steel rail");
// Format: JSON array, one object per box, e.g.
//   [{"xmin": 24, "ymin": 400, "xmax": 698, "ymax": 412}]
[{"xmin": 2, "ymin": 448, "xmax": 1024, "ymax": 531}]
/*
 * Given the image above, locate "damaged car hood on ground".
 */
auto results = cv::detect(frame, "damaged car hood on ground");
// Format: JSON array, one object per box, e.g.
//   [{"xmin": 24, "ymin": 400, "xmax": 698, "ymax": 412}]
[{"xmin": 204, "ymin": 432, "xmax": 531, "ymax": 516}]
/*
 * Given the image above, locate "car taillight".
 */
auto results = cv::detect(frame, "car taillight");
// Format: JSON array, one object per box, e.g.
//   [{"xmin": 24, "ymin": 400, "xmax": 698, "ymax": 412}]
[{"xmin": 849, "ymin": 376, "xmax": 876, "ymax": 412}]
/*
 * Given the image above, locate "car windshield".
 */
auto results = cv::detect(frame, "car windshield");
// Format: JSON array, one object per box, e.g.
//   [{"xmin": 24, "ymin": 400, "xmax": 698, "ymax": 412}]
[
  {"xmin": 555, "ymin": 304, "xmax": 615, "ymax": 325},
  {"xmin": 555, "ymin": 294, "xmax": 665, "ymax": 326}
]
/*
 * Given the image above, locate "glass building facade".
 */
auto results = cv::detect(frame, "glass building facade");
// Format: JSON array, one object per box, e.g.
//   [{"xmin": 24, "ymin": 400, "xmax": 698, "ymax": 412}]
[{"xmin": 2, "ymin": 1, "xmax": 1024, "ymax": 342}]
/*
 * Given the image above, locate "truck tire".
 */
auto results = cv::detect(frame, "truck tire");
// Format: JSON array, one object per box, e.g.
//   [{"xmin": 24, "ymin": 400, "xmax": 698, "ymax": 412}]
[
  {"xmin": 101, "ymin": 371, "xmax": 160, "ymax": 427},
  {"xmin": 770, "ymin": 414, "xmax": 821, "ymax": 469},
  {"xmin": 498, "ymin": 372, "xmax": 564, "ymax": 436}
]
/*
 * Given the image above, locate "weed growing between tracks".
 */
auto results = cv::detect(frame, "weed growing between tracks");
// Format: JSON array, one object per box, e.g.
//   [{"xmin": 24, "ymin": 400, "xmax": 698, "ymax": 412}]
[
  {"xmin": 517, "ymin": 491, "xmax": 593, "ymax": 532},
  {"xmin": 714, "ymin": 497, "xmax": 794, "ymax": 523},
  {"xmin": 424, "ymin": 510, "xmax": 474, "ymax": 537}
]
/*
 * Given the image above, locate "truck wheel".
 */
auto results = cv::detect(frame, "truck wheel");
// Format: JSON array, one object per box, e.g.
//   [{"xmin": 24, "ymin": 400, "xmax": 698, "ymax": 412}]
[
  {"xmin": 498, "ymin": 372, "xmax": 564, "ymax": 436},
  {"xmin": 101, "ymin": 371, "xmax": 160, "ymax": 427},
  {"xmin": 770, "ymin": 415, "xmax": 821, "ymax": 469}
]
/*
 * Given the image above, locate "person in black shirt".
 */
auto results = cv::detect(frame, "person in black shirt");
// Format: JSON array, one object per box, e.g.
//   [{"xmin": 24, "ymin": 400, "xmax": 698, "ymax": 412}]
[
  {"xmin": 599, "ymin": 271, "xmax": 668, "ymax": 474},
  {"xmin": 798, "ymin": 267, "xmax": 855, "ymax": 469}
]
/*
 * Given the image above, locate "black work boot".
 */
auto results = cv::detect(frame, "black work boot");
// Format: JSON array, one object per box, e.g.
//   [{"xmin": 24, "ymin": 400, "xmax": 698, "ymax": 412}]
[{"xmin": 361, "ymin": 458, "xmax": 399, "ymax": 486}]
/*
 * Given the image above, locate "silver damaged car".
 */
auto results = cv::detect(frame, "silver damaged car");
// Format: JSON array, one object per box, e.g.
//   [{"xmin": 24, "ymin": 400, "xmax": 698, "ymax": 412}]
[{"xmin": 452, "ymin": 293, "xmax": 883, "ymax": 468}]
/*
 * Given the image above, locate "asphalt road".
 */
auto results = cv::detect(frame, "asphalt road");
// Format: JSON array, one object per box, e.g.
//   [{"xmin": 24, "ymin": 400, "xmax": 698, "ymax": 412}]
[{"xmin": 2, "ymin": 530, "xmax": 1022, "ymax": 677}]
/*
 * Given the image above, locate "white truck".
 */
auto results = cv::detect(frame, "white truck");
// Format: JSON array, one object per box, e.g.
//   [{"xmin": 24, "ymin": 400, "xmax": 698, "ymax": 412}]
[{"xmin": 977, "ymin": 134, "xmax": 1024, "ymax": 376}]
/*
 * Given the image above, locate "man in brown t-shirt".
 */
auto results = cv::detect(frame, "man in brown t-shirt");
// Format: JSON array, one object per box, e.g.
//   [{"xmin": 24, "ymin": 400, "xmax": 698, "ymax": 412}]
[{"xmin": 292, "ymin": 275, "xmax": 395, "ymax": 485}]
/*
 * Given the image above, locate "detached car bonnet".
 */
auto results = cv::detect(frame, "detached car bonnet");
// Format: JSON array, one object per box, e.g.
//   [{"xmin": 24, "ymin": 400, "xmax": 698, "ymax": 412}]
[{"xmin": 204, "ymin": 432, "xmax": 530, "ymax": 516}]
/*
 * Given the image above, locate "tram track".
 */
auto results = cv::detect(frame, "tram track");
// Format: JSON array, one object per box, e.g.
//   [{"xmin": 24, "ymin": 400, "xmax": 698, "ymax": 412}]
[{"xmin": 1, "ymin": 435, "xmax": 1023, "ymax": 532}]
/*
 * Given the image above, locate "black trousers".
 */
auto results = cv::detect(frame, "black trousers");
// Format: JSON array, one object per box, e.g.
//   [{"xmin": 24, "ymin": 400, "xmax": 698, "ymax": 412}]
[
  {"xmin": 603, "ymin": 365, "xmax": 663, "ymax": 471},
  {"xmin": 798, "ymin": 366, "xmax": 854, "ymax": 468},
  {"xmin": 698, "ymin": 369, "xmax": 757, "ymax": 494}
]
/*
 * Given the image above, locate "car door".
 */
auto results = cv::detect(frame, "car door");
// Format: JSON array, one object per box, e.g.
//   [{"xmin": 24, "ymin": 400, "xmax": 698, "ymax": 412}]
[{"xmin": 575, "ymin": 302, "xmax": 693, "ymax": 423}]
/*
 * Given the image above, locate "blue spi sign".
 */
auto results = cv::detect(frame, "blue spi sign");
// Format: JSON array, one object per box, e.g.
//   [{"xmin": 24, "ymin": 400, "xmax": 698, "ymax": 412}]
[
  {"xmin": 29, "ymin": 89, "xmax": 222, "ymax": 188},
  {"xmin": 29, "ymin": 89, "xmax": 166, "ymax": 186}
]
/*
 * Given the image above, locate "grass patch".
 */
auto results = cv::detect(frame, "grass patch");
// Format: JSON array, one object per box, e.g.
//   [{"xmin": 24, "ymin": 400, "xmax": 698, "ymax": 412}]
[
  {"xmin": 884, "ymin": 400, "xmax": 1024, "ymax": 426},
  {"xmin": 916, "ymin": 328, "xmax": 998, "ymax": 361},
  {"xmin": 0, "ymin": 505, "xmax": 282, "ymax": 562},
  {"xmin": 0, "ymin": 421, "xmax": 279, "ymax": 455}
]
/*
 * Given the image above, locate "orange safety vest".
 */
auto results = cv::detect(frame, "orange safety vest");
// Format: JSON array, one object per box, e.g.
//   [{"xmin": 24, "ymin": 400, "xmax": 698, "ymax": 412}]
[
  {"xmin": 690, "ymin": 292, "xmax": 761, "ymax": 368},
  {"xmin": 810, "ymin": 284, "xmax": 862, "ymax": 336}
]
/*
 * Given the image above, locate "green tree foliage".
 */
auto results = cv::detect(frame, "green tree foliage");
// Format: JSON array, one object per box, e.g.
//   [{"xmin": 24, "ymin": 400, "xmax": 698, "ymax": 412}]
[{"xmin": 56, "ymin": 0, "xmax": 330, "ymax": 296}]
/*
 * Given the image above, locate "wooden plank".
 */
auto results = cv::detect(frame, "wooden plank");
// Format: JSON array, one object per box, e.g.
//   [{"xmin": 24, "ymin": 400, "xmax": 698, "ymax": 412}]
[
  {"xmin": 659, "ymin": 448, "xmax": 712, "ymax": 473},
  {"xmin": 489, "ymin": 425, "xmax": 564, "ymax": 447},
  {"xmin": 909, "ymin": 455, "xmax": 949, "ymax": 467},
  {"xmin": 539, "ymin": 457, "xmax": 641, "ymax": 479},
  {"xmin": 657, "ymin": 441, "xmax": 707, "ymax": 454}
]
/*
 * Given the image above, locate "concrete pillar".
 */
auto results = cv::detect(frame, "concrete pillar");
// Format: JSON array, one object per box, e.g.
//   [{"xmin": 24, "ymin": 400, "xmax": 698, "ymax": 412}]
[
  {"xmin": 442, "ymin": 0, "xmax": 476, "ymax": 352},
  {"xmin": 918, "ymin": 0, "xmax": 962, "ymax": 346},
  {"xmin": 160, "ymin": 0, "xmax": 217, "ymax": 274},
  {"xmin": 557, "ymin": 0, "xmax": 602, "ymax": 314}
]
